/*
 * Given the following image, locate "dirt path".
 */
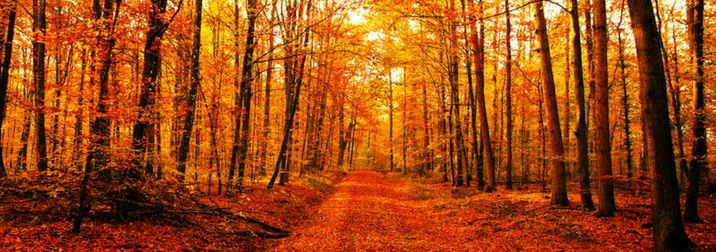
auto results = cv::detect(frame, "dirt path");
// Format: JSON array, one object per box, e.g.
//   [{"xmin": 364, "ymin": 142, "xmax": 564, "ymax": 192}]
[{"xmin": 269, "ymin": 171, "xmax": 470, "ymax": 251}]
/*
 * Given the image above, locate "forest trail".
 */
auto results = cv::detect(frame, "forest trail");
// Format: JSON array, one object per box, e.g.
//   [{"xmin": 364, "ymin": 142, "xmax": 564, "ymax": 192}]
[{"xmin": 268, "ymin": 171, "xmax": 454, "ymax": 251}]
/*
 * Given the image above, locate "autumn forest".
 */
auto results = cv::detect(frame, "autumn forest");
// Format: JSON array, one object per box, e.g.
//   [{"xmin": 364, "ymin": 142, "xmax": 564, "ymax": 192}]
[{"xmin": 0, "ymin": 0, "xmax": 714, "ymax": 250}]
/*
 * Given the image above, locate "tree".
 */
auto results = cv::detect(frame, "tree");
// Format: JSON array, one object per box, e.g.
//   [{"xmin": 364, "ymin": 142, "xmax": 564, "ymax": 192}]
[
  {"xmin": 268, "ymin": 0, "xmax": 314, "ymax": 189},
  {"xmin": 594, "ymin": 0, "xmax": 615, "ymax": 217},
  {"xmin": 0, "ymin": 1, "xmax": 16, "ymax": 178},
  {"xmin": 504, "ymin": 0, "xmax": 513, "ymax": 190},
  {"xmin": 534, "ymin": 0, "xmax": 568, "ymax": 206},
  {"xmin": 131, "ymin": 0, "xmax": 169, "ymax": 179},
  {"xmin": 176, "ymin": 0, "xmax": 204, "ymax": 180},
  {"xmin": 684, "ymin": 0, "xmax": 705, "ymax": 224},
  {"xmin": 75, "ymin": 0, "xmax": 121, "ymax": 233},
  {"xmin": 470, "ymin": 0, "xmax": 496, "ymax": 192},
  {"xmin": 570, "ymin": 0, "xmax": 595, "ymax": 211},
  {"xmin": 625, "ymin": 0, "xmax": 694, "ymax": 250},
  {"xmin": 33, "ymin": 0, "xmax": 48, "ymax": 172}
]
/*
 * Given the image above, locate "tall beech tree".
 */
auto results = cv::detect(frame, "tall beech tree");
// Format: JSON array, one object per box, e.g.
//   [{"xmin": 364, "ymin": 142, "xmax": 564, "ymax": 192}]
[
  {"xmin": 534, "ymin": 0, "xmax": 568, "ymax": 206},
  {"xmin": 228, "ymin": 0, "xmax": 259, "ymax": 195},
  {"xmin": 0, "ymin": 1, "xmax": 16, "ymax": 178},
  {"xmin": 176, "ymin": 0, "xmax": 204, "ymax": 180},
  {"xmin": 132, "ymin": 0, "xmax": 169, "ymax": 178},
  {"xmin": 33, "ymin": 0, "xmax": 48, "ymax": 172},
  {"xmin": 594, "ymin": 0, "xmax": 615, "ymax": 217},
  {"xmin": 75, "ymin": 0, "xmax": 121, "ymax": 233},
  {"xmin": 570, "ymin": 0, "xmax": 595, "ymax": 211},
  {"xmin": 684, "ymin": 0, "xmax": 705, "ymax": 224},
  {"xmin": 470, "ymin": 0, "xmax": 496, "ymax": 192},
  {"xmin": 625, "ymin": 0, "xmax": 694, "ymax": 250},
  {"xmin": 504, "ymin": 0, "xmax": 513, "ymax": 190}
]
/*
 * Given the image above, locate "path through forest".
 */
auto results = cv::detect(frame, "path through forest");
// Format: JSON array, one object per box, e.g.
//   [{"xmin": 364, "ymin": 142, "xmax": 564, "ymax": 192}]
[
  {"xmin": 266, "ymin": 171, "xmax": 705, "ymax": 251},
  {"xmin": 269, "ymin": 171, "xmax": 455, "ymax": 251}
]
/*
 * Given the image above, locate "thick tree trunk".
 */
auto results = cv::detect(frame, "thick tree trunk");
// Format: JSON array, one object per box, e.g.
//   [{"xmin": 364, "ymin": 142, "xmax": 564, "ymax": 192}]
[
  {"xmin": 0, "ymin": 3, "xmax": 16, "ymax": 177},
  {"xmin": 534, "ymin": 0, "xmax": 568, "ymax": 206},
  {"xmin": 625, "ymin": 0, "xmax": 694, "ymax": 250},
  {"xmin": 594, "ymin": 0, "xmax": 615, "ymax": 217}
]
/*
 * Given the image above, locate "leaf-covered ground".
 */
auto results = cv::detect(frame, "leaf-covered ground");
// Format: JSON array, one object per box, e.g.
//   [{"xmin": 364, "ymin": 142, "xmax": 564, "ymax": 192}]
[
  {"xmin": 0, "ymin": 172, "xmax": 342, "ymax": 251},
  {"xmin": 1, "ymin": 171, "xmax": 714, "ymax": 251},
  {"xmin": 267, "ymin": 171, "xmax": 716, "ymax": 251}
]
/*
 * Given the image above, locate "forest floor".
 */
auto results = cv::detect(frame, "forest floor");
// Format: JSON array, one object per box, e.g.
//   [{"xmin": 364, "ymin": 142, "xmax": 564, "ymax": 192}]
[
  {"xmin": 1, "ymin": 170, "xmax": 715, "ymax": 251},
  {"xmin": 266, "ymin": 171, "xmax": 716, "ymax": 251}
]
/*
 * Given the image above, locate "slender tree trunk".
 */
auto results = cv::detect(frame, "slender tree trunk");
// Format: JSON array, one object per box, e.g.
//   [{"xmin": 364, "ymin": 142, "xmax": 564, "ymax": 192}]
[
  {"xmin": 389, "ymin": 72, "xmax": 394, "ymax": 172},
  {"xmin": 176, "ymin": 0, "xmax": 203, "ymax": 180},
  {"xmin": 534, "ymin": 0, "xmax": 568, "ymax": 206},
  {"xmin": 684, "ymin": 0, "xmax": 705, "ymax": 224},
  {"xmin": 626, "ymin": 0, "xmax": 694, "ymax": 249},
  {"xmin": 261, "ymin": 13, "xmax": 274, "ymax": 176},
  {"xmin": 504, "ymin": 0, "xmax": 513, "ymax": 190},
  {"xmin": 75, "ymin": 0, "xmax": 118, "ymax": 233},
  {"xmin": 422, "ymin": 78, "xmax": 432, "ymax": 176},
  {"xmin": 594, "ymin": 0, "xmax": 615, "ymax": 217},
  {"xmin": 234, "ymin": 0, "xmax": 259, "ymax": 194},
  {"xmin": 471, "ymin": 0, "xmax": 496, "ymax": 192},
  {"xmin": 617, "ymin": 27, "xmax": 633, "ymax": 179},
  {"xmin": 570, "ymin": 0, "xmax": 595, "ymax": 211},
  {"xmin": 132, "ymin": 0, "xmax": 168, "ymax": 179},
  {"xmin": 33, "ymin": 0, "xmax": 48, "ymax": 172}
]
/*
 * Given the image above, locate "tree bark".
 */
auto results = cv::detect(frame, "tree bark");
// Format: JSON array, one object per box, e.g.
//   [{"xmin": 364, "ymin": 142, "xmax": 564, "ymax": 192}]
[
  {"xmin": 33, "ymin": 0, "xmax": 48, "ymax": 172},
  {"xmin": 132, "ymin": 0, "xmax": 168, "ymax": 179},
  {"xmin": 570, "ymin": 0, "xmax": 595, "ymax": 211},
  {"xmin": 75, "ymin": 0, "xmax": 119, "ymax": 233},
  {"xmin": 176, "ymin": 0, "xmax": 203, "ymax": 180},
  {"xmin": 534, "ymin": 0, "xmax": 568, "ymax": 206},
  {"xmin": 594, "ymin": 0, "xmax": 615, "ymax": 217},
  {"xmin": 684, "ymin": 0, "xmax": 705, "ymax": 224},
  {"xmin": 504, "ymin": 0, "xmax": 513, "ymax": 190},
  {"xmin": 625, "ymin": 0, "xmax": 694, "ymax": 249},
  {"xmin": 471, "ymin": 0, "xmax": 496, "ymax": 192},
  {"xmin": 0, "ymin": 3, "xmax": 16, "ymax": 177}
]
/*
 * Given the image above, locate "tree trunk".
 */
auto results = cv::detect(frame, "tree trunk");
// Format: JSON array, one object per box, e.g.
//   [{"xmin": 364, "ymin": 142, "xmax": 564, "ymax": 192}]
[
  {"xmin": 33, "ymin": 0, "xmax": 48, "ymax": 172},
  {"xmin": 131, "ymin": 0, "xmax": 168, "ymax": 179},
  {"xmin": 75, "ymin": 0, "xmax": 118, "ymax": 233},
  {"xmin": 234, "ymin": 0, "xmax": 259, "ymax": 194},
  {"xmin": 504, "ymin": 0, "xmax": 513, "ymax": 190},
  {"xmin": 534, "ymin": 0, "xmax": 568, "ymax": 206},
  {"xmin": 389, "ymin": 72, "xmax": 394, "ymax": 172},
  {"xmin": 684, "ymin": 0, "xmax": 705, "ymax": 224},
  {"xmin": 0, "ymin": 3, "xmax": 16, "ymax": 177},
  {"xmin": 570, "ymin": 0, "xmax": 595, "ymax": 211},
  {"xmin": 176, "ymin": 0, "xmax": 203, "ymax": 180},
  {"xmin": 625, "ymin": 0, "xmax": 695, "ymax": 249},
  {"xmin": 594, "ymin": 0, "xmax": 615, "ymax": 217},
  {"xmin": 617, "ymin": 24, "xmax": 634, "ymax": 179},
  {"xmin": 471, "ymin": 0, "xmax": 496, "ymax": 192}
]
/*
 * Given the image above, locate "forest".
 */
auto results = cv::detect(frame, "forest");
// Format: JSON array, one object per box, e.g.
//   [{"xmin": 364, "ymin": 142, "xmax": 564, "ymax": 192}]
[{"xmin": 0, "ymin": 0, "xmax": 714, "ymax": 250}]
